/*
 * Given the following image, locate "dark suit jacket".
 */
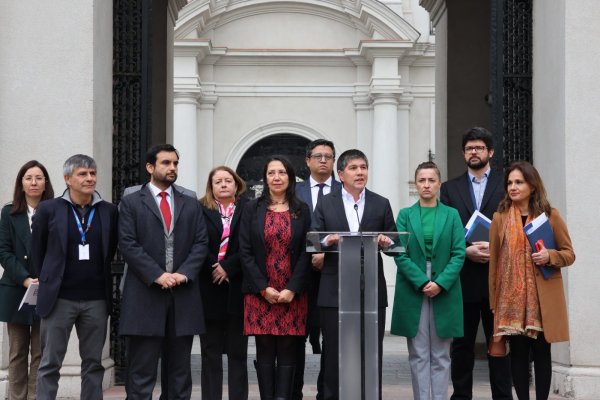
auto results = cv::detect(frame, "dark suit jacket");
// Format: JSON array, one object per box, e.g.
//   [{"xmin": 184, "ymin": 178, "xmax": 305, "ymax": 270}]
[
  {"xmin": 118, "ymin": 184, "xmax": 209, "ymax": 336},
  {"xmin": 311, "ymin": 188, "xmax": 396, "ymax": 308},
  {"xmin": 295, "ymin": 178, "xmax": 342, "ymax": 212},
  {"xmin": 200, "ymin": 197, "xmax": 247, "ymax": 318},
  {"xmin": 239, "ymin": 199, "xmax": 311, "ymax": 295},
  {"xmin": 31, "ymin": 195, "xmax": 118, "ymax": 318},
  {"xmin": 439, "ymin": 168, "xmax": 504, "ymax": 302},
  {"xmin": 0, "ymin": 205, "xmax": 37, "ymax": 324}
]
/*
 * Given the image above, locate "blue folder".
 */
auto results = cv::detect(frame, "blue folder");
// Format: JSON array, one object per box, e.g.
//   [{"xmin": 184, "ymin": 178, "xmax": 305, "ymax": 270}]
[
  {"xmin": 523, "ymin": 214, "xmax": 556, "ymax": 280},
  {"xmin": 464, "ymin": 211, "xmax": 491, "ymax": 243}
]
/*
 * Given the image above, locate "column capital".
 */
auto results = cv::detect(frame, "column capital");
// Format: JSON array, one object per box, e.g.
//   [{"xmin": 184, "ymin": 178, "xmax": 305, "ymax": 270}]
[
  {"xmin": 371, "ymin": 92, "xmax": 401, "ymax": 106},
  {"xmin": 174, "ymin": 91, "xmax": 200, "ymax": 105},
  {"xmin": 198, "ymin": 95, "xmax": 218, "ymax": 110}
]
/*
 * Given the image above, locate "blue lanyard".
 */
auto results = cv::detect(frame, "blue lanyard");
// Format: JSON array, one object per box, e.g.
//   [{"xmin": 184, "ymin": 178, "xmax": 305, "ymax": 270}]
[{"xmin": 70, "ymin": 206, "xmax": 95, "ymax": 245}]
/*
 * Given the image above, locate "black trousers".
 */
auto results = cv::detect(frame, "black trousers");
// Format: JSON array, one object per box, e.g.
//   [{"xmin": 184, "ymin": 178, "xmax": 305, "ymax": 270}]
[
  {"xmin": 126, "ymin": 296, "xmax": 193, "ymax": 400},
  {"xmin": 200, "ymin": 316, "xmax": 249, "ymax": 400},
  {"xmin": 319, "ymin": 306, "xmax": 385, "ymax": 400},
  {"xmin": 451, "ymin": 300, "xmax": 513, "ymax": 400},
  {"xmin": 509, "ymin": 333, "xmax": 552, "ymax": 400}
]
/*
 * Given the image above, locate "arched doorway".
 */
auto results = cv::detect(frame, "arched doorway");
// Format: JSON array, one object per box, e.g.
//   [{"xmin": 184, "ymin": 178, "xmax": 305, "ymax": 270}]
[{"xmin": 236, "ymin": 133, "xmax": 310, "ymax": 199}]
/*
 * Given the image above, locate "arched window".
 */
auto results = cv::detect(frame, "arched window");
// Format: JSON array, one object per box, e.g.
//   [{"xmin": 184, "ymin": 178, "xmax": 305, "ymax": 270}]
[{"xmin": 236, "ymin": 134, "xmax": 310, "ymax": 199}]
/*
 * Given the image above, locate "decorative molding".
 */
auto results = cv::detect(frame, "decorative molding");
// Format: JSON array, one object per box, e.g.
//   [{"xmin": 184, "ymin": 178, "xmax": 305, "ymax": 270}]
[
  {"xmin": 176, "ymin": 0, "xmax": 420, "ymax": 43},
  {"xmin": 419, "ymin": 0, "xmax": 446, "ymax": 27},
  {"xmin": 168, "ymin": 0, "xmax": 189, "ymax": 24},
  {"xmin": 224, "ymin": 121, "xmax": 328, "ymax": 167},
  {"xmin": 174, "ymin": 38, "xmax": 420, "ymax": 67}
]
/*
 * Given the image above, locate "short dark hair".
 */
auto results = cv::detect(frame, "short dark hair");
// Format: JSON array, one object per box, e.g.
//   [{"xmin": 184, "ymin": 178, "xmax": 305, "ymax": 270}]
[
  {"xmin": 337, "ymin": 149, "xmax": 368, "ymax": 172},
  {"xmin": 305, "ymin": 139, "xmax": 336, "ymax": 158},
  {"xmin": 146, "ymin": 144, "xmax": 179, "ymax": 165},
  {"xmin": 461, "ymin": 127, "xmax": 494, "ymax": 151},
  {"xmin": 414, "ymin": 161, "xmax": 441, "ymax": 181},
  {"xmin": 260, "ymin": 155, "xmax": 303, "ymax": 217},
  {"xmin": 11, "ymin": 160, "xmax": 55, "ymax": 215}
]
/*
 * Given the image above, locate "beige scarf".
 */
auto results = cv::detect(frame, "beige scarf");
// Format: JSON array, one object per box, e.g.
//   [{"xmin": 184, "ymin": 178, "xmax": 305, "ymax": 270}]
[{"xmin": 493, "ymin": 204, "xmax": 543, "ymax": 338}]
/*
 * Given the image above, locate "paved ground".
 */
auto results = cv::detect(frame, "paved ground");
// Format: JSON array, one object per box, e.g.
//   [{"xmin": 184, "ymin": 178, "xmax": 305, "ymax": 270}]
[{"xmin": 103, "ymin": 334, "xmax": 564, "ymax": 399}]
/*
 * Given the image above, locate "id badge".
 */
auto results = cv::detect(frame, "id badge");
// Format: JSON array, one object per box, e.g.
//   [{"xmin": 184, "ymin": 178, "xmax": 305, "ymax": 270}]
[{"xmin": 79, "ymin": 244, "xmax": 90, "ymax": 260}]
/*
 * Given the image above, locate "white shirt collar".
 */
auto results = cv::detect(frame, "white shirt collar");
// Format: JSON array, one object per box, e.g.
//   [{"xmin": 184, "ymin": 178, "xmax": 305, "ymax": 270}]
[
  {"xmin": 309, "ymin": 175, "xmax": 333, "ymax": 188},
  {"xmin": 148, "ymin": 182, "xmax": 173, "ymax": 198}
]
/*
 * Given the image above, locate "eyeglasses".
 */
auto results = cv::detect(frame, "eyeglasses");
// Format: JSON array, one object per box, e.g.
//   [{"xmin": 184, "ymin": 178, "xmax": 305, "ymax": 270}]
[
  {"xmin": 309, "ymin": 153, "xmax": 334, "ymax": 161},
  {"xmin": 464, "ymin": 146, "xmax": 487, "ymax": 153}
]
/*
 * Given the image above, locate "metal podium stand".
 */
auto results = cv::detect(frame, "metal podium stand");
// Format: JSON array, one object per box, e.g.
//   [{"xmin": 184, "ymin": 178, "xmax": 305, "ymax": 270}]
[{"xmin": 306, "ymin": 232, "xmax": 408, "ymax": 400}]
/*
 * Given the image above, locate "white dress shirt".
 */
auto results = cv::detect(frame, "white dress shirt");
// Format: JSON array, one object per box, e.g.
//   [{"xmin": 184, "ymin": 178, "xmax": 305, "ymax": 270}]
[
  {"xmin": 309, "ymin": 176, "xmax": 333, "ymax": 211},
  {"xmin": 341, "ymin": 187, "xmax": 365, "ymax": 232}
]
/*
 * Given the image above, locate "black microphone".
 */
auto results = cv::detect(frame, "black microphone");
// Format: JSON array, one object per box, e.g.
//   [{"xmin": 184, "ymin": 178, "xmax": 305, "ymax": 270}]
[{"xmin": 354, "ymin": 203, "xmax": 361, "ymax": 231}]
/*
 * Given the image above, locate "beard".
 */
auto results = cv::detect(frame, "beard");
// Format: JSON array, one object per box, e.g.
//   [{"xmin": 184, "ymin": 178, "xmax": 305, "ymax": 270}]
[
  {"xmin": 154, "ymin": 173, "xmax": 178, "ymax": 186},
  {"xmin": 466, "ymin": 156, "xmax": 489, "ymax": 170}
]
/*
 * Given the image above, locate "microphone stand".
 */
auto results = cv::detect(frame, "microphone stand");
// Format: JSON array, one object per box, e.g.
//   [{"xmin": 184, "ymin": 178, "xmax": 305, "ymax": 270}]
[{"xmin": 354, "ymin": 204, "xmax": 365, "ymax": 400}]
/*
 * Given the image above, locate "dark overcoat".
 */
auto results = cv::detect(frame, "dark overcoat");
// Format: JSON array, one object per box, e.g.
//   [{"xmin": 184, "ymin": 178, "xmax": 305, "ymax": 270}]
[{"xmin": 118, "ymin": 184, "xmax": 208, "ymax": 336}]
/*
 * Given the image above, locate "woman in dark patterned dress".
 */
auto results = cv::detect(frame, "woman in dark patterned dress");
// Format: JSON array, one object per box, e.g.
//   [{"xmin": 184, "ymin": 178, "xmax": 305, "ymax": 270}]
[{"xmin": 239, "ymin": 156, "xmax": 311, "ymax": 400}]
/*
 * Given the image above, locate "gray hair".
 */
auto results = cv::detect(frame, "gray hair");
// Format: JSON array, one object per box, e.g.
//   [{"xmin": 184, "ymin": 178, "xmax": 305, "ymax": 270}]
[
  {"xmin": 336, "ymin": 149, "xmax": 368, "ymax": 172},
  {"xmin": 63, "ymin": 154, "xmax": 96, "ymax": 176}
]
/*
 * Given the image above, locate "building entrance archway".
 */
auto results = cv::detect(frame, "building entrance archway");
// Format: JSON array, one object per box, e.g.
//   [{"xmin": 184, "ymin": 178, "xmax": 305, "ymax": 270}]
[{"xmin": 236, "ymin": 133, "xmax": 311, "ymax": 199}]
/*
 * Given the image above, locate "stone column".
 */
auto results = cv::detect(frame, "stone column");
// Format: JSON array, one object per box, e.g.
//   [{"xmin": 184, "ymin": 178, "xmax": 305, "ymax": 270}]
[
  {"xmin": 0, "ymin": 1, "xmax": 114, "ymax": 395},
  {"xmin": 533, "ymin": 1, "xmax": 600, "ymax": 397},
  {"xmin": 371, "ymin": 93, "xmax": 402, "ymax": 212},
  {"xmin": 197, "ymin": 96, "xmax": 218, "ymax": 191},
  {"xmin": 173, "ymin": 92, "xmax": 200, "ymax": 193}
]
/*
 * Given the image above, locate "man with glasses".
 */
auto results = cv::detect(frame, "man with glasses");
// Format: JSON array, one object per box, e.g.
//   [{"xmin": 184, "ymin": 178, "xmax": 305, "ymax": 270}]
[
  {"xmin": 295, "ymin": 139, "xmax": 341, "ymax": 400},
  {"xmin": 440, "ymin": 127, "xmax": 513, "ymax": 400}
]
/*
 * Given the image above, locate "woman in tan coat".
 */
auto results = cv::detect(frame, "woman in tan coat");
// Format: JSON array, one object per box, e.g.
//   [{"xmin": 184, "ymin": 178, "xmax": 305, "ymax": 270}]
[{"xmin": 489, "ymin": 161, "xmax": 575, "ymax": 400}]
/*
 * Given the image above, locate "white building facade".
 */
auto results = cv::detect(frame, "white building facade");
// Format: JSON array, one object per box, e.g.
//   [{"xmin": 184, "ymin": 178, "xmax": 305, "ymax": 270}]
[{"xmin": 1, "ymin": 0, "xmax": 599, "ymax": 398}]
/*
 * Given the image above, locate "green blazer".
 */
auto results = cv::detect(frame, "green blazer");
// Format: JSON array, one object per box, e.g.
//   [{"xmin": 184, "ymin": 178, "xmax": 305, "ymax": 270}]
[
  {"xmin": 0, "ymin": 204, "xmax": 36, "ymax": 325},
  {"xmin": 390, "ymin": 200, "xmax": 465, "ymax": 338}
]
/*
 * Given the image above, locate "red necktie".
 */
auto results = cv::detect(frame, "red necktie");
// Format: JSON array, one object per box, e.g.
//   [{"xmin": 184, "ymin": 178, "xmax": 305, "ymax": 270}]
[{"xmin": 159, "ymin": 192, "xmax": 171, "ymax": 231}]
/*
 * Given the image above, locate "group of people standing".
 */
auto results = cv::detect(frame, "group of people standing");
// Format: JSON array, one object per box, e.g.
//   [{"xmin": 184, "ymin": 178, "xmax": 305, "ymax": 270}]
[{"xmin": 0, "ymin": 127, "xmax": 575, "ymax": 400}]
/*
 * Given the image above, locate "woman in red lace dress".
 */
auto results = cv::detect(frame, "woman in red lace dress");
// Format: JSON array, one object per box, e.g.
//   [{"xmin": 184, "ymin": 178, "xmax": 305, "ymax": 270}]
[{"xmin": 239, "ymin": 156, "xmax": 311, "ymax": 400}]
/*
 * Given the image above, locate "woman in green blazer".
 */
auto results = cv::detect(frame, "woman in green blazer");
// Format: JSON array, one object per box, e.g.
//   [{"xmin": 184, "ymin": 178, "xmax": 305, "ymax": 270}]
[
  {"xmin": 391, "ymin": 162, "xmax": 465, "ymax": 400},
  {"xmin": 0, "ymin": 160, "xmax": 54, "ymax": 400}
]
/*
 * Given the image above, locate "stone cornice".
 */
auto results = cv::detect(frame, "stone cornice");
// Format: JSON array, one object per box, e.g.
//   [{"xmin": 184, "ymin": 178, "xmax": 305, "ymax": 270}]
[{"xmin": 175, "ymin": 38, "xmax": 424, "ymax": 67}]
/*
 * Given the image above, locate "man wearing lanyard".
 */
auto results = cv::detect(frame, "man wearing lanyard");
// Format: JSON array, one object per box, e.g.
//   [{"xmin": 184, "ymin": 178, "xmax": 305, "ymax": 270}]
[
  {"xmin": 31, "ymin": 154, "xmax": 118, "ymax": 400},
  {"xmin": 440, "ymin": 127, "xmax": 512, "ymax": 400},
  {"xmin": 118, "ymin": 144, "xmax": 208, "ymax": 399}
]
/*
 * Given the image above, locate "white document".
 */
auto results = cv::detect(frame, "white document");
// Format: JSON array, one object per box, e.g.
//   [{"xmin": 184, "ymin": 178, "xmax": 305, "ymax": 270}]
[{"xmin": 18, "ymin": 282, "xmax": 39, "ymax": 311}]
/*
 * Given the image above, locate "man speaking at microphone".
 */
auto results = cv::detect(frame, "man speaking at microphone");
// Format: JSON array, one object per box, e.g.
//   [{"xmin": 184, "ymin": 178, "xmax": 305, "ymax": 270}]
[{"xmin": 311, "ymin": 149, "xmax": 396, "ymax": 400}]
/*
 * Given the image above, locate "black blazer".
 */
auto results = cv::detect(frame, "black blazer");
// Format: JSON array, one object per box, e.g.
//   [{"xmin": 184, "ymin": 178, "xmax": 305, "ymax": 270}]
[
  {"xmin": 239, "ymin": 198, "xmax": 311, "ymax": 295},
  {"xmin": 118, "ymin": 184, "xmax": 209, "ymax": 336},
  {"xmin": 311, "ymin": 188, "xmax": 396, "ymax": 308},
  {"xmin": 0, "ymin": 205, "xmax": 36, "ymax": 324},
  {"xmin": 295, "ymin": 178, "xmax": 342, "ymax": 212},
  {"xmin": 200, "ymin": 197, "xmax": 247, "ymax": 318},
  {"xmin": 31, "ymin": 196, "xmax": 118, "ymax": 318},
  {"xmin": 439, "ymin": 168, "xmax": 504, "ymax": 302}
]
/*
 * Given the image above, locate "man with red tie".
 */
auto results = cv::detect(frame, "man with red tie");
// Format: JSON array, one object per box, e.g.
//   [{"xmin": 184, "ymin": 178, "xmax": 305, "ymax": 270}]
[{"xmin": 118, "ymin": 144, "xmax": 208, "ymax": 399}]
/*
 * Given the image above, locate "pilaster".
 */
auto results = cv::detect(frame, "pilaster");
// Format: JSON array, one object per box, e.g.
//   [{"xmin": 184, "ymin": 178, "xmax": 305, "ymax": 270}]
[{"xmin": 173, "ymin": 91, "xmax": 201, "ymax": 193}]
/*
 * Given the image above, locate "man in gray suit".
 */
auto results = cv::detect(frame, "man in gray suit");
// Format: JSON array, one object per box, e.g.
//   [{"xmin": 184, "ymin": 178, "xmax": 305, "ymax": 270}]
[
  {"xmin": 118, "ymin": 144, "xmax": 208, "ymax": 399},
  {"xmin": 294, "ymin": 139, "xmax": 341, "ymax": 400}
]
